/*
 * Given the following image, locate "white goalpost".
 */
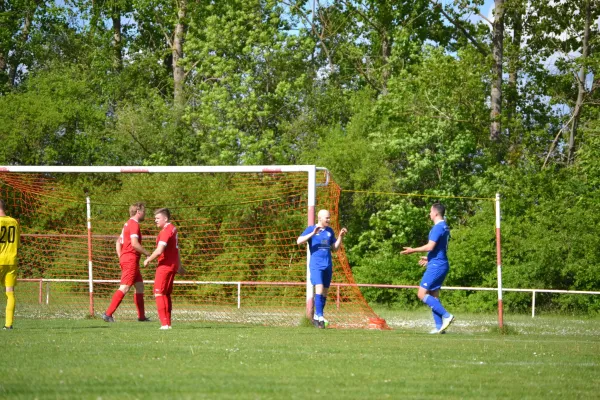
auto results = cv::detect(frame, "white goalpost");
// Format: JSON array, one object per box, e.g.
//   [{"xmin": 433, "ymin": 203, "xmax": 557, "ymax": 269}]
[{"xmin": 0, "ymin": 165, "xmax": 386, "ymax": 328}]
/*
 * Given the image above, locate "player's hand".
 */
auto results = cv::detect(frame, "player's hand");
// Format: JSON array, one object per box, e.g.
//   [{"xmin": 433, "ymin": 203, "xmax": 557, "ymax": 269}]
[
  {"xmin": 418, "ymin": 257, "xmax": 428, "ymax": 267},
  {"xmin": 177, "ymin": 265, "xmax": 186, "ymax": 275},
  {"xmin": 339, "ymin": 227, "xmax": 348, "ymax": 237},
  {"xmin": 400, "ymin": 247, "xmax": 413, "ymax": 255},
  {"xmin": 313, "ymin": 225, "xmax": 322, "ymax": 235},
  {"xmin": 143, "ymin": 258, "xmax": 150, "ymax": 267}
]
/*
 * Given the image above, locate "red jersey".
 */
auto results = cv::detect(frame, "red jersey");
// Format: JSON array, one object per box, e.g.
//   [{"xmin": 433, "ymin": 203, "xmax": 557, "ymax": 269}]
[
  {"xmin": 119, "ymin": 218, "xmax": 142, "ymax": 265},
  {"xmin": 157, "ymin": 222, "xmax": 179, "ymax": 268}
]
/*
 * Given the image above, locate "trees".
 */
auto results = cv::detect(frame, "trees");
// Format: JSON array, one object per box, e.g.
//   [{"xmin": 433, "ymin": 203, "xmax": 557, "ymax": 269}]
[{"xmin": 1, "ymin": 0, "xmax": 599, "ymax": 312}]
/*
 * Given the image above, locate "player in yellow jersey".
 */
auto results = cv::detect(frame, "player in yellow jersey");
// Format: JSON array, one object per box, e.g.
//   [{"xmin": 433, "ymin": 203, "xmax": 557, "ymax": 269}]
[{"xmin": 0, "ymin": 199, "xmax": 20, "ymax": 330}]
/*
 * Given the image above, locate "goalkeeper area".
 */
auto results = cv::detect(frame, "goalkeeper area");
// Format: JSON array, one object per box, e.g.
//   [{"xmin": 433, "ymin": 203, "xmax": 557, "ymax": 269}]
[{"xmin": 0, "ymin": 166, "xmax": 385, "ymax": 328}]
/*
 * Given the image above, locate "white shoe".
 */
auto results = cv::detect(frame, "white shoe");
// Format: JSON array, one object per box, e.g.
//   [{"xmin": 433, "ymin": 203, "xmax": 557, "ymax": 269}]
[
  {"xmin": 429, "ymin": 328, "xmax": 446, "ymax": 334},
  {"xmin": 439, "ymin": 315, "xmax": 455, "ymax": 333},
  {"xmin": 159, "ymin": 325, "xmax": 171, "ymax": 330}
]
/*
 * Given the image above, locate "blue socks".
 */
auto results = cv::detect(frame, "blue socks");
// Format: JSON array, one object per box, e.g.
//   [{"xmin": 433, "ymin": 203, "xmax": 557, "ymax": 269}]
[
  {"xmin": 315, "ymin": 294, "xmax": 326, "ymax": 317},
  {"xmin": 423, "ymin": 294, "xmax": 450, "ymax": 319},
  {"xmin": 432, "ymin": 309, "xmax": 443, "ymax": 330}
]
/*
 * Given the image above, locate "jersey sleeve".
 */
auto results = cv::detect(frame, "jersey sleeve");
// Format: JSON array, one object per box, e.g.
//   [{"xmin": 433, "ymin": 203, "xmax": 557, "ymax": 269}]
[
  {"xmin": 428, "ymin": 224, "xmax": 444, "ymax": 243},
  {"xmin": 157, "ymin": 229, "xmax": 170, "ymax": 247},
  {"xmin": 16, "ymin": 220, "xmax": 20, "ymax": 249},
  {"xmin": 130, "ymin": 221, "xmax": 140, "ymax": 239},
  {"xmin": 301, "ymin": 226, "xmax": 314, "ymax": 236}
]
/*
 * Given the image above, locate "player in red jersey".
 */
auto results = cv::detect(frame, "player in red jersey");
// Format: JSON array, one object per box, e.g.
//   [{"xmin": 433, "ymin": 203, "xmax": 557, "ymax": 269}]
[
  {"xmin": 144, "ymin": 208, "xmax": 185, "ymax": 329},
  {"xmin": 102, "ymin": 203, "xmax": 151, "ymax": 323}
]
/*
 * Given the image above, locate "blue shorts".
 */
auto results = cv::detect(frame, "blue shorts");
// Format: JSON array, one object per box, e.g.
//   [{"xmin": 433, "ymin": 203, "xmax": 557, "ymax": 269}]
[
  {"xmin": 420, "ymin": 263, "xmax": 449, "ymax": 291},
  {"xmin": 310, "ymin": 267, "xmax": 332, "ymax": 288}
]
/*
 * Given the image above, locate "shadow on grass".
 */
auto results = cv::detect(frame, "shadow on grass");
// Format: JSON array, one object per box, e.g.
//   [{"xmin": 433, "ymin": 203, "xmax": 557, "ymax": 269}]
[
  {"xmin": 181, "ymin": 324, "xmax": 255, "ymax": 330},
  {"xmin": 488, "ymin": 324, "xmax": 519, "ymax": 335},
  {"xmin": 24, "ymin": 325, "xmax": 112, "ymax": 330}
]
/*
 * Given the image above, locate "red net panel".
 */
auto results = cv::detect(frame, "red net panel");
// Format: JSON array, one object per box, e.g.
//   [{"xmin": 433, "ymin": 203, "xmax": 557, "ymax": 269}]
[{"xmin": 0, "ymin": 171, "xmax": 387, "ymax": 329}]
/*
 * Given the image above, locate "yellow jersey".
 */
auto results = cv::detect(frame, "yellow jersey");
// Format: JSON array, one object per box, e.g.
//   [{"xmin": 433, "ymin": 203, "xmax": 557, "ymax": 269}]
[{"xmin": 0, "ymin": 216, "xmax": 20, "ymax": 265}]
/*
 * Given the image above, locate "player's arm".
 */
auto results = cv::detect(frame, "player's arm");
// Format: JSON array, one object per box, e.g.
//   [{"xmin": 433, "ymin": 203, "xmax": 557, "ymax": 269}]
[
  {"xmin": 401, "ymin": 240, "xmax": 436, "ymax": 255},
  {"xmin": 177, "ymin": 251, "xmax": 185, "ymax": 274},
  {"xmin": 16, "ymin": 221, "xmax": 21, "ymax": 255},
  {"xmin": 116, "ymin": 238, "xmax": 122, "ymax": 258},
  {"xmin": 332, "ymin": 228, "xmax": 348, "ymax": 252},
  {"xmin": 143, "ymin": 243, "xmax": 166, "ymax": 267},
  {"xmin": 297, "ymin": 226, "xmax": 321, "ymax": 245},
  {"xmin": 130, "ymin": 236, "xmax": 151, "ymax": 257}
]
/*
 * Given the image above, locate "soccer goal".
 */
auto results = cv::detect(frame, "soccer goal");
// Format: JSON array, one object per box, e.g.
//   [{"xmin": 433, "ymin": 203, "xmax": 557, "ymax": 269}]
[{"xmin": 0, "ymin": 166, "xmax": 387, "ymax": 329}]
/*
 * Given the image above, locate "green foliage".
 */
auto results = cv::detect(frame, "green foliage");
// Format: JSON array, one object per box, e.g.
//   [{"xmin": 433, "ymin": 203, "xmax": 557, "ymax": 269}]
[
  {"xmin": 1, "ymin": 1, "xmax": 600, "ymax": 314},
  {"xmin": 0, "ymin": 65, "xmax": 107, "ymax": 165}
]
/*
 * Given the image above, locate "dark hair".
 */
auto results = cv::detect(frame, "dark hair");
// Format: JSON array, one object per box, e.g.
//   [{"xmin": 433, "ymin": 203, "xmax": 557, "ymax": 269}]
[
  {"xmin": 432, "ymin": 202, "xmax": 445, "ymax": 217},
  {"xmin": 0, "ymin": 199, "xmax": 4, "ymax": 211},
  {"xmin": 154, "ymin": 208, "xmax": 171, "ymax": 220}
]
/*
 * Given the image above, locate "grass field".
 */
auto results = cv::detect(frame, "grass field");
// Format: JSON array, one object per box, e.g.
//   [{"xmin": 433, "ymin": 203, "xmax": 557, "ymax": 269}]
[{"xmin": 1, "ymin": 311, "xmax": 599, "ymax": 399}]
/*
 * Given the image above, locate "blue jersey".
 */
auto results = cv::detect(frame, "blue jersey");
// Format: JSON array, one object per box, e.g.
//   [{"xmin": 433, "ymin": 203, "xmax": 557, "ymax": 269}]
[
  {"xmin": 427, "ymin": 220, "xmax": 450, "ymax": 264},
  {"xmin": 301, "ymin": 225, "xmax": 336, "ymax": 270}
]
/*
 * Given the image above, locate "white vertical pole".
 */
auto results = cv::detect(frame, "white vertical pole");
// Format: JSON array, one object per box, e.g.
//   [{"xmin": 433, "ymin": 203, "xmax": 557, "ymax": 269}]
[
  {"xmin": 86, "ymin": 196, "xmax": 94, "ymax": 316},
  {"xmin": 532, "ymin": 291, "xmax": 536, "ymax": 318},
  {"xmin": 237, "ymin": 282, "xmax": 241, "ymax": 309},
  {"xmin": 306, "ymin": 166, "xmax": 316, "ymax": 318},
  {"xmin": 495, "ymin": 193, "xmax": 504, "ymax": 328}
]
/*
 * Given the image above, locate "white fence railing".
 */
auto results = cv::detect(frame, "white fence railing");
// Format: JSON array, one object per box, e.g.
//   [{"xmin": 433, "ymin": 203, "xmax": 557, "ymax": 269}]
[{"xmin": 18, "ymin": 279, "xmax": 600, "ymax": 318}]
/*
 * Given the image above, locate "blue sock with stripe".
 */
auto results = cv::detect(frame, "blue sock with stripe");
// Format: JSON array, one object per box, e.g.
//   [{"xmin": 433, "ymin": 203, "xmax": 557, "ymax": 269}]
[
  {"xmin": 315, "ymin": 294, "xmax": 325, "ymax": 317},
  {"xmin": 432, "ymin": 309, "xmax": 443, "ymax": 329},
  {"xmin": 423, "ymin": 294, "xmax": 448, "ymax": 318}
]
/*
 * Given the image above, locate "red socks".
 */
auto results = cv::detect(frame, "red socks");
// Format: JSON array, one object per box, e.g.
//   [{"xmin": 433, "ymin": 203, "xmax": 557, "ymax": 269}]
[
  {"xmin": 106, "ymin": 290, "xmax": 125, "ymax": 316},
  {"xmin": 134, "ymin": 293, "xmax": 145, "ymax": 319},
  {"xmin": 155, "ymin": 296, "xmax": 170, "ymax": 326}
]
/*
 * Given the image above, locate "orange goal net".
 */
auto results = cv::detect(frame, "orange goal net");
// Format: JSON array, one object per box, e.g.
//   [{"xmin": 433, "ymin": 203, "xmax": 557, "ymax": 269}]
[{"xmin": 0, "ymin": 166, "xmax": 387, "ymax": 329}]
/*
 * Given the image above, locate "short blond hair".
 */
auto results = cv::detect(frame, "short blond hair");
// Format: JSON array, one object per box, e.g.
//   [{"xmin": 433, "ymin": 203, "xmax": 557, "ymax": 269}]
[
  {"xmin": 129, "ymin": 202, "xmax": 145, "ymax": 217},
  {"xmin": 154, "ymin": 208, "xmax": 171, "ymax": 220}
]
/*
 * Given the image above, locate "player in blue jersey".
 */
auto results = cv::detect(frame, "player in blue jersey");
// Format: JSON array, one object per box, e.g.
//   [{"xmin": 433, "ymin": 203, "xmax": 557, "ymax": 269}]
[
  {"xmin": 401, "ymin": 203, "xmax": 454, "ymax": 334},
  {"xmin": 297, "ymin": 209, "xmax": 347, "ymax": 329}
]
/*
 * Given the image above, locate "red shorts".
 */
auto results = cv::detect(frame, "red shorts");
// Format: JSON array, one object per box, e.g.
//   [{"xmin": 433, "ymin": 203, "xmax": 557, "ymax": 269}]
[
  {"xmin": 154, "ymin": 264, "xmax": 177, "ymax": 296},
  {"xmin": 120, "ymin": 262, "xmax": 143, "ymax": 286}
]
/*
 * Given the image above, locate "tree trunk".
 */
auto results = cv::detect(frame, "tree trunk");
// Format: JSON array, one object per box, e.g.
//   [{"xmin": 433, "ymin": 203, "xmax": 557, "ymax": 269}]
[
  {"xmin": 381, "ymin": 32, "xmax": 391, "ymax": 95},
  {"xmin": 8, "ymin": 1, "xmax": 38, "ymax": 87},
  {"xmin": 0, "ymin": 0, "xmax": 5, "ymax": 73},
  {"xmin": 173, "ymin": 0, "xmax": 187, "ymax": 108},
  {"xmin": 112, "ymin": 8, "xmax": 123, "ymax": 72},
  {"xmin": 490, "ymin": 0, "xmax": 505, "ymax": 142},
  {"xmin": 507, "ymin": 4, "xmax": 522, "ymax": 134},
  {"xmin": 568, "ymin": 0, "xmax": 591, "ymax": 164}
]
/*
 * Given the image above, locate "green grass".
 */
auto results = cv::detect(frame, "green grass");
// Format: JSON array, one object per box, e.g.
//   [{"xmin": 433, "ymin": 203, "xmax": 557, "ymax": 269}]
[{"xmin": 1, "ymin": 312, "xmax": 599, "ymax": 399}]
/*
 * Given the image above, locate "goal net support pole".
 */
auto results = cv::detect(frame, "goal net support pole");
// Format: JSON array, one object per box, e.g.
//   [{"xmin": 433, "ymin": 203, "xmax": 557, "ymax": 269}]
[
  {"xmin": 495, "ymin": 193, "xmax": 503, "ymax": 328},
  {"xmin": 306, "ymin": 166, "xmax": 316, "ymax": 318},
  {"xmin": 86, "ymin": 195, "xmax": 95, "ymax": 316}
]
